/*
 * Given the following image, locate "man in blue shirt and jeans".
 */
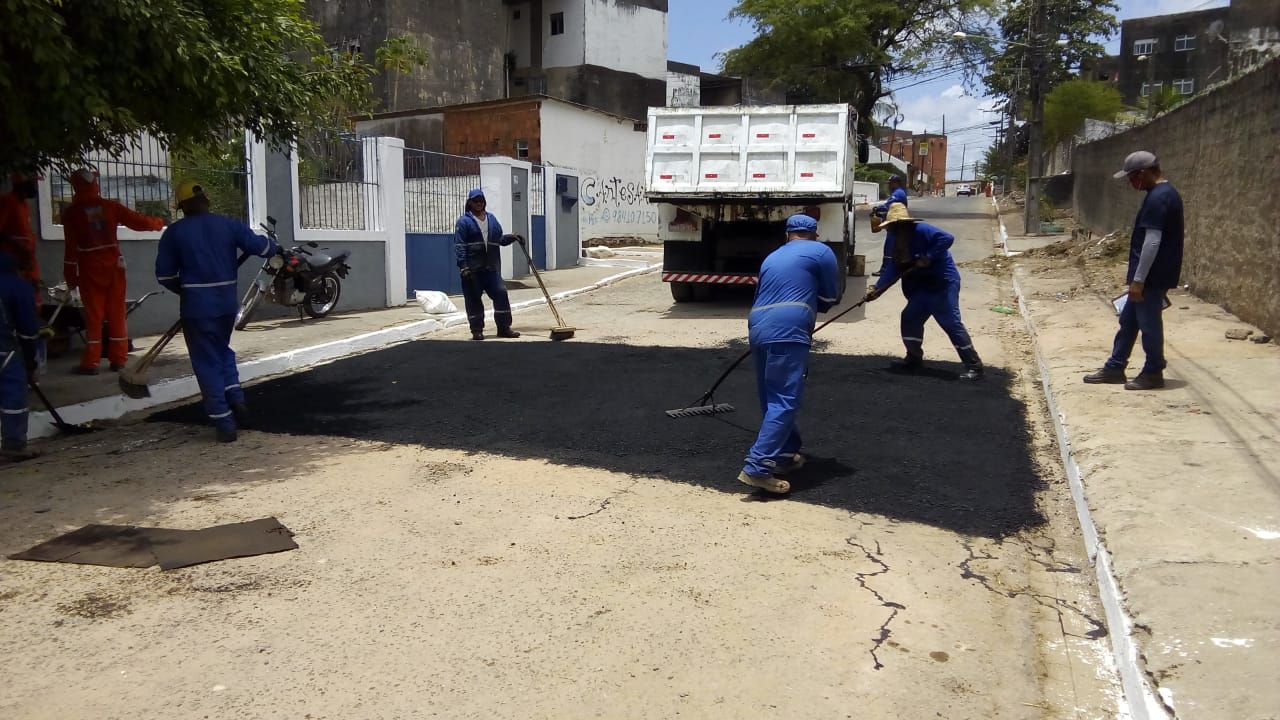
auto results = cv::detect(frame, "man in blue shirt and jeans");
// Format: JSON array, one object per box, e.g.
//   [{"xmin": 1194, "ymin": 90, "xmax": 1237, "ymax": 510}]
[
  {"xmin": 1084, "ymin": 151, "xmax": 1184, "ymax": 391},
  {"xmin": 739, "ymin": 214, "xmax": 840, "ymax": 495}
]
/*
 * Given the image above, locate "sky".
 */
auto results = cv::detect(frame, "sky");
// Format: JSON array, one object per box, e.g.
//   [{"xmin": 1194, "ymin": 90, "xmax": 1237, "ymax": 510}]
[{"xmin": 667, "ymin": 0, "xmax": 1230, "ymax": 180}]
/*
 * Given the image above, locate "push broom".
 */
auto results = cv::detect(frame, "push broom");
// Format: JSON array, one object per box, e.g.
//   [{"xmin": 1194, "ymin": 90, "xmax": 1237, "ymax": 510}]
[
  {"xmin": 512, "ymin": 235, "xmax": 576, "ymax": 341},
  {"xmin": 118, "ymin": 319, "xmax": 183, "ymax": 399}
]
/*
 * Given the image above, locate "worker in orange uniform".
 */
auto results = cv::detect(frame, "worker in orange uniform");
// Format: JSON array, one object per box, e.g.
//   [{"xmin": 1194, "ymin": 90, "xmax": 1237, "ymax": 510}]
[
  {"xmin": 0, "ymin": 171, "xmax": 42, "ymax": 302},
  {"xmin": 61, "ymin": 168, "xmax": 165, "ymax": 375}
]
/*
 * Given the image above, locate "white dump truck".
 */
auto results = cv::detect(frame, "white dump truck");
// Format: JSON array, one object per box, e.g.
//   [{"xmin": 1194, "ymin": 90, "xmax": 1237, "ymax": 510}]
[{"xmin": 643, "ymin": 103, "xmax": 861, "ymax": 302}]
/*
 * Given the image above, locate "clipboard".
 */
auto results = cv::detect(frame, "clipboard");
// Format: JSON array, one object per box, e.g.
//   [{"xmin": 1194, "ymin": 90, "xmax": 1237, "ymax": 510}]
[{"xmin": 1112, "ymin": 292, "xmax": 1172, "ymax": 315}]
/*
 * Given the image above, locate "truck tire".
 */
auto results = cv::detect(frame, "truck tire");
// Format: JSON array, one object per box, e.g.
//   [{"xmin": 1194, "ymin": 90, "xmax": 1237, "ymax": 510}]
[{"xmin": 670, "ymin": 281, "xmax": 694, "ymax": 303}]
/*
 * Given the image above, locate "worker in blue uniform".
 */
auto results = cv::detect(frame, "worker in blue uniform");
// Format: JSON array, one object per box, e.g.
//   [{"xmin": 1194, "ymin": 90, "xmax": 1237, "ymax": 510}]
[
  {"xmin": 870, "ymin": 175, "xmax": 908, "ymax": 276},
  {"xmin": 0, "ymin": 251, "xmax": 41, "ymax": 461},
  {"xmin": 455, "ymin": 189, "xmax": 521, "ymax": 341},
  {"xmin": 155, "ymin": 181, "xmax": 276, "ymax": 443},
  {"xmin": 864, "ymin": 203, "xmax": 984, "ymax": 381},
  {"xmin": 739, "ymin": 213, "xmax": 841, "ymax": 495}
]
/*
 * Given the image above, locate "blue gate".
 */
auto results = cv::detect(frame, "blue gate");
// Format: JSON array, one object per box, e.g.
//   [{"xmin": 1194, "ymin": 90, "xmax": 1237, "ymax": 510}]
[{"xmin": 403, "ymin": 149, "xmax": 480, "ymax": 295}]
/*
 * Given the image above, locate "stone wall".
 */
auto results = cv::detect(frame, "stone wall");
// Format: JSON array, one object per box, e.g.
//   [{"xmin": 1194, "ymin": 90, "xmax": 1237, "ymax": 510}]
[{"xmin": 1072, "ymin": 58, "xmax": 1280, "ymax": 337}]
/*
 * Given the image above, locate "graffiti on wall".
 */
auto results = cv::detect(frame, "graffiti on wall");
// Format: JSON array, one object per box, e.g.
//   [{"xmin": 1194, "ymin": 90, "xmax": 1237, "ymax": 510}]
[
  {"xmin": 666, "ymin": 72, "xmax": 701, "ymax": 108},
  {"xmin": 580, "ymin": 175, "xmax": 659, "ymax": 235}
]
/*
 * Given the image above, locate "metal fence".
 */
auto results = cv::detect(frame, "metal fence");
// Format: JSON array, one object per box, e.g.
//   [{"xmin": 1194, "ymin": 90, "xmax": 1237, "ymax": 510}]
[
  {"xmin": 298, "ymin": 135, "xmax": 380, "ymax": 231},
  {"xmin": 530, "ymin": 164, "xmax": 547, "ymax": 216},
  {"xmin": 50, "ymin": 134, "xmax": 249, "ymax": 224},
  {"xmin": 403, "ymin": 148, "xmax": 480, "ymax": 234}
]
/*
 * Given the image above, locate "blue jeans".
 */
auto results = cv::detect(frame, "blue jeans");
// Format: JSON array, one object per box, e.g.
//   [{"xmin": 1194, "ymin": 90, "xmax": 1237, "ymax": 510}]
[
  {"xmin": 743, "ymin": 341, "xmax": 808, "ymax": 478},
  {"xmin": 183, "ymin": 315, "xmax": 243, "ymax": 432},
  {"xmin": 461, "ymin": 269, "xmax": 513, "ymax": 332},
  {"xmin": 1105, "ymin": 289, "xmax": 1166, "ymax": 375}
]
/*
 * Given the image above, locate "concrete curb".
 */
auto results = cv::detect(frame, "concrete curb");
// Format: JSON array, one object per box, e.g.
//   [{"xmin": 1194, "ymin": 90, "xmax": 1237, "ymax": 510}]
[
  {"xmin": 994, "ymin": 206, "xmax": 1169, "ymax": 720},
  {"xmin": 27, "ymin": 262, "xmax": 662, "ymax": 440}
]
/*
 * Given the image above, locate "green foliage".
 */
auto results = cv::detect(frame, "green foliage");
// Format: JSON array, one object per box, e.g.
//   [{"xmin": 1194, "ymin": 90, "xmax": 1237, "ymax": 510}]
[
  {"xmin": 720, "ymin": 0, "xmax": 994, "ymax": 137},
  {"xmin": 980, "ymin": 0, "xmax": 1119, "ymax": 104},
  {"xmin": 0, "ymin": 0, "xmax": 379, "ymax": 171},
  {"xmin": 171, "ymin": 134, "xmax": 250, "ymax": 221},
  {"xmin": 1044, "ymin": 79, "xmax": 1122, "ymax": 146},
  {"xmin": 1137, "ymin": 85, "xmax": 1187, "ymax": 119},
  {"xmin": 376, "ymin": 34, "xmax": 431, "ymax": 110}
]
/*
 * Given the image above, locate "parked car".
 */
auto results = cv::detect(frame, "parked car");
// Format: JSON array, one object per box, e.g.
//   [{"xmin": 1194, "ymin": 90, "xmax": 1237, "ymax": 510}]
[{"xmin": 956, "ymin": 184, "xmax": 976, "ymax": 196}]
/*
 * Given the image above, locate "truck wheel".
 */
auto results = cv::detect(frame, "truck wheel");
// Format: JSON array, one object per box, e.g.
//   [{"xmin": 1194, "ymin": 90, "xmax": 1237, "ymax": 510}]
[{"xmin": 670, "ymin": 282, "xmax": 694, "ymax": 303}]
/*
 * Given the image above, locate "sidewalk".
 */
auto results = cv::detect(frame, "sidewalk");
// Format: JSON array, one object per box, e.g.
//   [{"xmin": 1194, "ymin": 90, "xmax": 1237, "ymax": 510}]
[
  {"xmin": 25, "ymin": 250, "xmax": 661, "ymax": 438},
  {"xmin": 1001, "ymin": 202, "xmax": 1280, "ymax": 719}
]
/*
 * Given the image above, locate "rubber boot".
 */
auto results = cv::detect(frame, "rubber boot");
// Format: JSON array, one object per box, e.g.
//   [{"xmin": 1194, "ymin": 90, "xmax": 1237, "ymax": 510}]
[{"xmin": 890, "ymin": 342, "xmax": 925, "ymax": 372}]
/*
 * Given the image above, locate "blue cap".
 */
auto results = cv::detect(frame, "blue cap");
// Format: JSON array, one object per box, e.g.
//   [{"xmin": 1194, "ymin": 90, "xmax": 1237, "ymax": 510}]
[
  {"xmin": 888, "ymin": 174, "xmax": 902, "ymax": 184},
  {"xmin": 468, "ymin": 188, "xmax": 485, "ymax": 200},
  {"xmin": 785, "ymin": 214, "xmax": 818, "ymax": 234}
]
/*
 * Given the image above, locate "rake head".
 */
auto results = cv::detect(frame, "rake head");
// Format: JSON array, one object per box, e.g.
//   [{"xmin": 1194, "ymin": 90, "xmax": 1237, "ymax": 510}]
[{"xmin": 665, "ymin": 403, "xmax": 736, "ymax": 419}]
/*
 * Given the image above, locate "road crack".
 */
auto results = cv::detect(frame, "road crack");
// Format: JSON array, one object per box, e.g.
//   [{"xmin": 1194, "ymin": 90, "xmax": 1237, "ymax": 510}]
[{"xmin": 846, "ymin": 537, "xmax": 904, "ymax": 670}]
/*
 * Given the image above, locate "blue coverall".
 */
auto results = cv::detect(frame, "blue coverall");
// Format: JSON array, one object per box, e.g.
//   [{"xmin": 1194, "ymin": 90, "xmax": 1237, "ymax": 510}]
[
  {"xmin": 873, "ymin": 187, "xmax": 909, "ymax": 219},
  {"xmin": 742, "ymin": 240, "xmax": 840, "ymax": 479},
  {"xmin": 156, "ymin": 213, "xmax": 275, "ymax": 434},
  {"xmin": 454, "ymin": 189, "xmax": 518, "ymax": 334},
  {"xmin": 873, "ymin": 221, "xmax": 982, "ymax": 369},
  {"xmin": 0, "ymin": 253, "xmax": 39, "ymax": 451}
]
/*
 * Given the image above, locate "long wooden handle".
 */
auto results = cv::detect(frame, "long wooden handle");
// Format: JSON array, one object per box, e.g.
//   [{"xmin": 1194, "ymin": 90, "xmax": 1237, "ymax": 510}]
[
  {"xmin": 135, "ymin": 319, "xmax": 183, "ymax": 372},
  {"xmin": 515, "ymin": 239, "xmax": 567, "ymax": 327}
]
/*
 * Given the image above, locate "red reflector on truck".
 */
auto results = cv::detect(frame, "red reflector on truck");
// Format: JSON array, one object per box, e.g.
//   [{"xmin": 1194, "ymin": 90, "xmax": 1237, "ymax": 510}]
[
  {"xmin": 659, "ymin": 174, "xmax": 674, "ymax": 180},
  {"xmin": 800, "ymin": 172, "xmax": 815, "ymax": 177},
  {"xmin": 704, "ymin": 173, "xmax": 719, "ymax": 178},
  {"xmin": 756, "ymin": 133, "xmax": 770, "ymax": 138},
  {"xmin": 708, "ymin": 133, "xmax": 722, "ymax": 139},
  {"xmin": 662, "ymin": 134, "xmax": 676, "ymax": 139},
  {"xmin": 802, "ymin": 133, "xmax": 817, "ymax": 138},
  {"xmin": 752, "ymin": 173, "xmax": 766, "ymax": 178}
]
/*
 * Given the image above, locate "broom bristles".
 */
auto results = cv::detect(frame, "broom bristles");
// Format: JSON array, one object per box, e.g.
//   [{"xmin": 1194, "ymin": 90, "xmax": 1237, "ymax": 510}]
[{"xmin": 665, "ymin": 403, "xmax": 736, "ymax": 419}]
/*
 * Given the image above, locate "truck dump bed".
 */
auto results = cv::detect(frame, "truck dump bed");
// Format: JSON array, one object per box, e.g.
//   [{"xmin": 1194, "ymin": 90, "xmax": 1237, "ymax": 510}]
[{"xmin": 644, "ymin": 104, "xmax": 856, "ymax": 200}]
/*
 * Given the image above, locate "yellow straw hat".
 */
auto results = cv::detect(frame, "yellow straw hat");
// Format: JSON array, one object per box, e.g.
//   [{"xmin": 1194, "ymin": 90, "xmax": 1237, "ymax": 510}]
[{"xmin": 878, "ymin": 202, "xmax": 920, "ymax": 228}]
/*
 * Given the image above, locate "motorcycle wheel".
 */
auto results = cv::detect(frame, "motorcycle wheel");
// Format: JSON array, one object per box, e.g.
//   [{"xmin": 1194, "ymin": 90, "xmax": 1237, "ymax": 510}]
[
  {"xmin": 303, "ymin": 275, "xmax": 341, "ymax": 319},
  {"xmin": 235, "ymin": 287, "xmax": 263, "ymax": 331}
]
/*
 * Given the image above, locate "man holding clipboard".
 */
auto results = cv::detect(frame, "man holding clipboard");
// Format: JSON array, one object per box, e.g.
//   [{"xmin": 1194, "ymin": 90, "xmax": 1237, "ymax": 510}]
[{"xmin": 1084, "ymin": 151, "xmax": 1184, "ymax": 390}]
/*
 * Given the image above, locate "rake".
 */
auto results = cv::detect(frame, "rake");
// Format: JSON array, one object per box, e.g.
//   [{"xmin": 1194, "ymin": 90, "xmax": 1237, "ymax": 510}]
[{"xmin": 666, "ymin": 294, "xmax": 874, "ymax": 419}]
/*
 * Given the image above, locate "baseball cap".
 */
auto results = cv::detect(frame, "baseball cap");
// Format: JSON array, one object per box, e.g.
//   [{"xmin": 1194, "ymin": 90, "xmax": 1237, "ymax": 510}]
[
  {"xmin": 1113, "ymin": 151, "xmax": 1158, "ymax": 179},
  {"xmin": 888, "ymin": 174, "xmax": 902, "ymax": 184},
  {"xmin": 785, "ymin": 214, "xmax": 818, "ymax": 234}
]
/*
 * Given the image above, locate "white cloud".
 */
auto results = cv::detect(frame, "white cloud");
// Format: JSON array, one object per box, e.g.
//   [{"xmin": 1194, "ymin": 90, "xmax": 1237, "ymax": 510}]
[{"xmin": 893, "ymin": 83, "xmax": 1000, "ymax": 181}]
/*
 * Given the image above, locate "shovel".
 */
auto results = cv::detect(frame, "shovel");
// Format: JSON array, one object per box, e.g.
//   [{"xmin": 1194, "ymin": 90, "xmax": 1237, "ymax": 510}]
[
  {"xmin": 27, "ymin": 378, "xmax": 97, "ymax": 435},
  {"xmin": 118, "ymin": 319, "xmax": 183, "ymax": 399}
]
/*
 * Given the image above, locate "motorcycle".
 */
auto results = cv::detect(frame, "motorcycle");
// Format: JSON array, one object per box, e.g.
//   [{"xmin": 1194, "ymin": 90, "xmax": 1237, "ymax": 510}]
[{"xmin": 235, "ymin": 217, "xmax": 352, "ymax": 331}]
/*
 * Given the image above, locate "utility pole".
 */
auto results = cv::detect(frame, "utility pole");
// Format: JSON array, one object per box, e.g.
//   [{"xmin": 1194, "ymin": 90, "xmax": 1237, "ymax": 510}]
[
  {"xmin": 960, "ymin": 143, "xmax": 967, "ymax": 184},
  {"xmin": 1024, "ymin": 0, "xmax": 1048, "ymax": 235}
]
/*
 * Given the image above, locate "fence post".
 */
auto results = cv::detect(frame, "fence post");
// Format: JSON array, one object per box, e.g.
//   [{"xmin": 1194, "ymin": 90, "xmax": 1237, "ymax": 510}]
[
  {"xmin": 372, "ymin": 137, "xmax": 407, "ymax": 307},
  {"xmin": 479, "ymin": 156, "xmax": 534, "ymax": 280},
  {"xmin": 244, "ymin": 132, "xmax": 270, "ymax": 230}
]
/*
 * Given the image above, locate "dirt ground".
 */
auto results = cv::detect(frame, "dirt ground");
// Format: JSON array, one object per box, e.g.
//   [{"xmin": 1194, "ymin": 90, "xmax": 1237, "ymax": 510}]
[{"xmin": 0, "ymin": 198, "xmax": 1123, "ymax": 719}]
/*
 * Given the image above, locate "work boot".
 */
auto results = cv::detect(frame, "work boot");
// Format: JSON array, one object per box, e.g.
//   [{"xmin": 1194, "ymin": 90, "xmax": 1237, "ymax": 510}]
[
  {"xmin": 497, "ymin": 328, "xmax": 521, "ymax": 339},
  {"xmin": 738, "ymin": 471, "xmax": 790, "ymax": 495},
  {"xmin": 109, "ymin": 363, "xmax": 126, "ymax": 372},
  {"xmin": 1125, "ymin": 372, "xmax": 1165, "ymax": 391},
  {"xmin": 957, "ymin": 348, "xmax": 984, "ymax": 381},
  {"xmin": 889, "ymin": 354, "xmax": 924, "ymax": 372},
  {"xmin": 216, "ymin": 427, "xmax": 238, "ymax": 444},
  {"xmin": 231, "ymin": 403, "xmax": 250, "ymax": 427},
  {"xmin": 471, "ymin": 330, "xmax": 485, "ymax": 341},
  {"xmin": 960, "ymin": 364, "xmax": 985, "ymax": 381},
  {"xmin": 1083, "ymin": 367, "xmax": 1127, "ymax": 384},
  {"xmin": 1, "ymin": 446, "xmax": 40, "ymax": 462},
  {"xmin": 772, "ymin": 453, "xmax": 806, "ymax": 475},
  {"xmin": 71, "ymin": 366, "xmax": 99, "ymax": 376}
]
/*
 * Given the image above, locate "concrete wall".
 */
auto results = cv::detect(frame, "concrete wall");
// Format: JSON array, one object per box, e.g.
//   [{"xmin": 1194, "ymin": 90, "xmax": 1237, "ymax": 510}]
[
  {"xmin": 544, "ymin": 64, "xmax": 665, "ymax": 120},
  {"xmin": 583, "ymin": 0, "xmax": 667, "ymax": 79},
  {"xmin": 539, "ymin": 101, "xmax": 655, "ymax": 242},
  {"xmin": 541, "ymin": 0, "xmax": 588, "ymax": 68},
  {"xmin": 1072, "ymin": 59, "xmax": 1280, "ymax": 337}
]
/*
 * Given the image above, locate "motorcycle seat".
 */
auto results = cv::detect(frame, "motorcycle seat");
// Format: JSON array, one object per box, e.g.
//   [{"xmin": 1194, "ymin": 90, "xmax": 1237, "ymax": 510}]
[{"xmin": 309, "ymin": 248, "xmax": 351, "ymax": 273}]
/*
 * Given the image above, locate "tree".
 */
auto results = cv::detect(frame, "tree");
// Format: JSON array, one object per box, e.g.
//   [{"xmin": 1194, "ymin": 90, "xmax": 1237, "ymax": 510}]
[
  {"xmin": 376, "ymin": 35, "xmax": 431, "ymax": 111},
  {"xmin": 980, "ymin": 0, "xmax": 1119, "ymax": 111},
  {"xmin": 720, "ymin": 0, "xmax": 994, "ymax": 138},
  {"xmin": 1043, "ymin": 79, "xmax": 1122, "ymax": 146},
  {"xmin": 0, "ymin": 0, "xmax": 379, "ymax": 171},
  {"xmin": 1137, "ymin": 85, "xmax": 1187, "ymax": 119}
]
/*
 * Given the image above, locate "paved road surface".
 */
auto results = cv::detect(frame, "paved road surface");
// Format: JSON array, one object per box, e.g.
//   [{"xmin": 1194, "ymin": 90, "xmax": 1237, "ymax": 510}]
[{"xmin": 0, "ymin": 197, "xmax": 1122, "ymax": 719}]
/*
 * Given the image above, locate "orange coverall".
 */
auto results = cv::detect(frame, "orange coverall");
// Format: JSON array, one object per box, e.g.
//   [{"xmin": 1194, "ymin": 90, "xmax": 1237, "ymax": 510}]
[
  {"xmin": 61, "ymin": 189, "xmax": 164, "ymax": 369},
  {"xmin": 0, "ymin": 188, "xmax": 41, "ymax": 302}
]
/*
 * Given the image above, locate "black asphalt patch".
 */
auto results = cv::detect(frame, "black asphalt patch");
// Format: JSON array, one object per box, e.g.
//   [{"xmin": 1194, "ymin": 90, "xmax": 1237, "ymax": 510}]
[{"xmin": 147, "ymin": 340, "xmax": 1045, "ymax": 538}]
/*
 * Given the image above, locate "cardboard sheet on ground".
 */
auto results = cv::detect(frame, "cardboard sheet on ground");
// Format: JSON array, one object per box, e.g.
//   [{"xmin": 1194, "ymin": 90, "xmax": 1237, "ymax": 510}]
[{"xmin": 7, "ymin": 517, "xmax": 297, "ymax": 569}]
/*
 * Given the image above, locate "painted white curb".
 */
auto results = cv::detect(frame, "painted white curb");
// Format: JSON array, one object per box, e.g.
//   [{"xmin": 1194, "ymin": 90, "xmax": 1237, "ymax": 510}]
[
  {"xmin": 995, "ymin": 208, "xmax": 1170, "ymax": 720},
  {"xmin": 27, "ymin": 263, "xmax": 662, "ymax": 440}
]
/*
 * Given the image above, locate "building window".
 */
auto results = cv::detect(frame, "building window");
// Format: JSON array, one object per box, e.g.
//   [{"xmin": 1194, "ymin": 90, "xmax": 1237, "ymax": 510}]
[
  {"xmin": 1174, "ymin": 78, "xmax": 1195, "ymax": 94},
  {"xmin": 1140, "ymin": 81, "xmax": 1164, "ymax": 97},
  {"xmin": 529, "ymin": 77, "xmax": 547, "ymax": 95},
  {"xmin": 1174, "ymin": 34, "xmax": 1195, "ymax": 51},
  {"xmin": 1133, "ymin": 38, "xmax": 1157, "ymax": 55},
  {"xmin": 550, "ymin": 12, "xmax": 565, "ymax": 36},
  {"xmin": 516, "ymin": 140, "xmax": 530, "ymax": 160}
]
